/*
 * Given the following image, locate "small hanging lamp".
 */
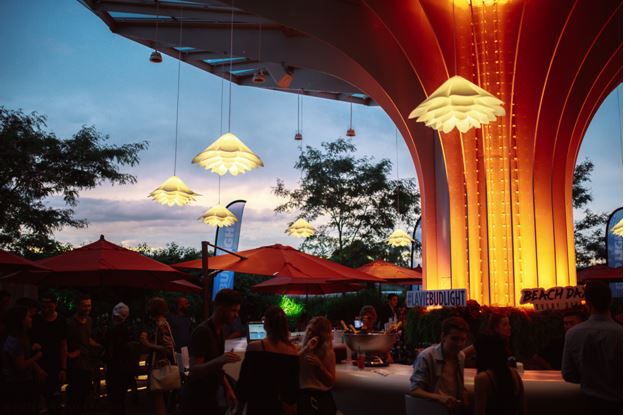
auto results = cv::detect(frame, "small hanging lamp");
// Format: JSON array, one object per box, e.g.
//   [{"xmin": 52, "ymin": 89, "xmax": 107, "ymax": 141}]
[
  {"xmin": 387, "ymin": 229, "xmax": 414, "ymax": 247},
  {"xmin": 294, "ymin": 90, "xmax": 303, "ymax": 141},
  {"xmin": 346, "ymin": 102, "xmax": 356, "ymax": 137},
  {"xmin": 149, "ymin": 176, "xmax": 199, "ymax": 207},
  {"xmin": 409, "ymin": 75, "xmax": 505, "ymax": 134},
  {"xmin": 252, "ymin": 23, "xmax": 265, "ymax": 83},
  {"xmin": 287, "ymin": 218, "xmax": 315, "ymax": 238},
  {"xmin": 149, "ymin": 1, "xmax": 163, "ymax": 63},
  {"xmin": 199, "ymin": 203, "xmax": 237, "ymax": 227}
]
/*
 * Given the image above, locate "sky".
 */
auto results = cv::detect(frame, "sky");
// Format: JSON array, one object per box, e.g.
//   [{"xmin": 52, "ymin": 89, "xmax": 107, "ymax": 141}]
[{"xmin": 0, "ymin": 1, "xmax": 622, "ymax": 252}]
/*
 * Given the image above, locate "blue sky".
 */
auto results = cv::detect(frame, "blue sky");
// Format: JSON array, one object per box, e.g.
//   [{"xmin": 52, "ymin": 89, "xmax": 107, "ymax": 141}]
[{"xmin": 0, "ymin": 1, "xmax": 622, "ymax": 251}]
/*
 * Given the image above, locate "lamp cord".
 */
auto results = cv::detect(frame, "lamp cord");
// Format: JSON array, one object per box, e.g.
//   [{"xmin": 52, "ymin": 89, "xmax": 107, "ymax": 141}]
[
  {"xmin": 154, "ymin": 0, "xmax": 160, "ymax": 48},
  {"xmin": 617, "ymin": 85, "xmax": 623, "ymax": 166},
  {"xmin": 395, "ymin": 129, "xmax": 400, "ymax": 214},
  {"xmin": 349, "ymin": 103, "xmax": 353, "ymax": 129},
  {"xmin": 257, "ymin": 23, "xmax": 262, "ymax": 72},
  {"xmin": 173, "ymin": 5, "xmax": 183, "ymax": 175},
  {"xmin": 228, "ymin": 0, "xmax": 234, "ymax": 132}
]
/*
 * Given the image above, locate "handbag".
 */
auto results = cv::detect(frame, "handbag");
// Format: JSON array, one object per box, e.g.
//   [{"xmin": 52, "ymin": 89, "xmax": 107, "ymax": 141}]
[{"xmin": 148, "ymin": 321, "xmax": 181, "ymax": 391}]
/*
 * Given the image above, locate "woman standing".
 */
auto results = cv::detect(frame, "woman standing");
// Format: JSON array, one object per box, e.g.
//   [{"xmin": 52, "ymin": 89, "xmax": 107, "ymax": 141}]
[
  {"xmin": 140, "ymin": 297, "xmax": 176, "ymax": 415},
  {"xmin": 299, "ymin": 316, "xmax": 336, "ymax": 415},
  {"xmin": 474, "ymin": 335, "xmax": 525, "ymax": 415},
  {"xmin": 1, "ymin": 305, "xmax": 47, "ymax": 415},
  {"xmin": 237, "ymin": 306, "xmax": 299, "ymax": 415}
]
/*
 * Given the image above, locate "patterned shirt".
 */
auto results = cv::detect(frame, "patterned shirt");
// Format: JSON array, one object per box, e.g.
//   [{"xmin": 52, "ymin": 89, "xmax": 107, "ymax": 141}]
[{"xmin": 409, "ymin": 343, "xmax": 465, "ymax": 399}]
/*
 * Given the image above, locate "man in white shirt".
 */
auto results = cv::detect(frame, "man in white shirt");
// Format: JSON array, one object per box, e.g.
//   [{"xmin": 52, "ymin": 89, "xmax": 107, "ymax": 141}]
[{"xmin": 562, "ymin": 281, "xmax": 622, "ymax": 414}]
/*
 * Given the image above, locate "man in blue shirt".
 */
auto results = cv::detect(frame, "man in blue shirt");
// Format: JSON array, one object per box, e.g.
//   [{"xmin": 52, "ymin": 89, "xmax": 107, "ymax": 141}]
[
  {"xmin": 409, "ymin": 316, "xmax": 470, "ymax": 414},
  {"xmin": 562, "ymin": 281, "xmax": 622, "ymax": 414}
]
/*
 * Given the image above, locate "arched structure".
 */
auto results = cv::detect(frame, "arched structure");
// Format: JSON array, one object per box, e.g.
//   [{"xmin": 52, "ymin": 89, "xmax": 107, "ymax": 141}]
[{"xmin": 82, "ymin": 0, "xmax": 622, "ymax": 305}]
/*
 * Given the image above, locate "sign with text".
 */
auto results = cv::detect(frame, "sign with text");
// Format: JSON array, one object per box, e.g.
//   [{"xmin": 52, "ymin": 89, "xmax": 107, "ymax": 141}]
[
  {"xmin": 520, "ymin": 285, "xmax": 585, "ymax": 311},
  {"xmin": 406, "ymin": 289, "xmax": 467, "ymax": 308},
  {"xmin": 212, "ymin": 200, "xmax": 246, "ymax": 300}
]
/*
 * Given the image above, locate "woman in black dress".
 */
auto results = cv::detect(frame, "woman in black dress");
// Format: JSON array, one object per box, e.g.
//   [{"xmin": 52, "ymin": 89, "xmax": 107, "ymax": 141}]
[{"xmin": 237, "ymin": 306, "xmax": 299, "ymax": 415}]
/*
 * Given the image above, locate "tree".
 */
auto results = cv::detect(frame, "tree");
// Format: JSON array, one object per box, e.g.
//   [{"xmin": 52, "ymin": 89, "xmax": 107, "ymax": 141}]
[
  {"xmin": 273, "ymin": 139, "xmax": 420, "ymax": 266},
  {"xmin": 0, "ymin": 107, "xmax": 148, "ymax": 254},
  {"xmin": 134, "ymin": 242, "xmax": 200, "ymax": 264},
  {"xmin": 573, "ymin": 158, "xmax": 609, "ymax": 267}
]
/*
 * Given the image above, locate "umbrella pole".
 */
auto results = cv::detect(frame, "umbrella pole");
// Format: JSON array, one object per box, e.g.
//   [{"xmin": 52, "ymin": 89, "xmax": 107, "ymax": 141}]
[{"xmin": 202, "ymin": 241, "xmax": 211, "ymax": 319}]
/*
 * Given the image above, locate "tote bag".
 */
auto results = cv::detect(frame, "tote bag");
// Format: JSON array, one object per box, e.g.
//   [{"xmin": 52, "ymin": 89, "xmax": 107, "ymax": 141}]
[{"xmin": 148, "ymin": 321, "xmax": 181, "ymax": 391}]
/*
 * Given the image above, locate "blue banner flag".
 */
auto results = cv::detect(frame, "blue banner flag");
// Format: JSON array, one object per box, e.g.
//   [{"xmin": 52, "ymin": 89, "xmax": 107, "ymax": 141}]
[
  {"xmin": 212, "ymin": 200, "xmax": 246, "ymax": 299},
  {"xmin": 606, "ymin": 207, "xmax": 623, "ymax": 268}
]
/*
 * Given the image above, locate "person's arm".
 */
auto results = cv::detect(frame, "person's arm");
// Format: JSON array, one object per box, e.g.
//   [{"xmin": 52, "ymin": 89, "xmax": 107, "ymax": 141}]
[
  {"xmin": 561, "ymin": 332, "xmax": 580, "ymax": 383},
  {"xmin": 139, "ymin": 330, "xmax": 167, "ymax": 354},
  {"xmin": 461, "ymin": 344, "xmax": 475, "ymax": 360},
  {"xmin": 59, "ymin": 339, "xmax": 68, "ymax": 383},
  {"xmin": 303, "ymin": 348, "xmax": 336, "ymax": 385},
  {"xmin": 187, "ymin": 327, "xmax": 240, "ymax": 381},
  {"xmin": 473, "ymin": 372, "xmax": 490, "ymax": 415},
  {"xmin": 409, "ymin": 352, "xmax": 454, "ymax": 406}
]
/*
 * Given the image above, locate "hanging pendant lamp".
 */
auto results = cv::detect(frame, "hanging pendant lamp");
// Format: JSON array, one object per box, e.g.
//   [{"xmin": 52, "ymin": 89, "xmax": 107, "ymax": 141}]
[
  {"xmin": 294, "ymin": 90, "xmax": 303, "ymax": 141},
  {"xmin": 192, "ymin": 0, "xmax": 264, "ymax": 176},
  {"xmin": 409, "ymin": 75, "xmax": 505, "ymax": 134},
  {"xmin": 199, "ymin": 203, "xmax": 237, "ymax": 227},
  {"xmin": 149, "ymin": 1, "xmax": 163, "ymax": 63},
  {"xmin": 252, "ymin": 23, "xmax": 265, "ymax": 84},
  {"xmin": 611, "ymin": 219, "xmax": 623, "ymax": 237},
  {"xmin": 150, "ymin": 7, "xmax": 198, "ymax": 206},
  {"xmin": 149, "ymin": 175, "xmax": 199, "ymax": 207},
  {"xmin": 387, "ymin": 229, "xmax": 415, "ymax": 247},
  {"xmin": 287, "ymin": 218, "xmax": 315, "ymax": 238},
  {"xmin": 346, "ymin": 102, "xmax": 356, "ymax": 137}
]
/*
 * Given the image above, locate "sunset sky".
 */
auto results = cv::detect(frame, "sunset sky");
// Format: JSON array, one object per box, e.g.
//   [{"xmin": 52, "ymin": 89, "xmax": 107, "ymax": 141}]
[{"xmin": 1, "ymin": 1, "xmax": 622, "ymax": 252}]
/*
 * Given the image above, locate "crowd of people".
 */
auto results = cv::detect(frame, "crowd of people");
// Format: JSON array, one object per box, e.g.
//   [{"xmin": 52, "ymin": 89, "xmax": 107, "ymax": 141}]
[{"xmin": 0, "ymin": 281, "xmax": 621, "ymax": 415}]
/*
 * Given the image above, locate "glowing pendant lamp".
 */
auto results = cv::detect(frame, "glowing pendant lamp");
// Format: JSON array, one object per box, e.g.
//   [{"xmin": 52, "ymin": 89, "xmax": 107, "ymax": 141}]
[
  {"xmin": 150, "ymin": 10, "xmax": 198, "ymax": 206},
  {"xmin": 149, "ymin": 175, "xmax": 199, "ymax": 207},
  {"xmin": 611, "ymin": 219, "xmax": 623, "ymax": 237},
  {"xmin": 387, "ymin": 229, "xmax": 415, "ymax": 247},
  {"xmin": 346, "ymin": 103, "xmax": 356, "ymax": 137},
  {"xmin": 199, "ymin": 203, "xmax": 237, "ymax": 227},
  {"xmin": 287, "ymin": 218, "xmax": 316, "ymax": 238},
  {"xmin": 409, "ymin": 75, "xmax": 505, "ymax": 134},
  {"xmin": 192, "ymin": 2, "xmax": 263, "ymax": 176}
]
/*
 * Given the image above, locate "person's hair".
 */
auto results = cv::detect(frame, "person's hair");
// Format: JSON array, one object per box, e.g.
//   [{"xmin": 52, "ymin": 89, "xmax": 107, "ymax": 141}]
[
  {"xmin": 147, "ymin": 297, "xmax": 168, "ymax": 317},
  {"xmin": 5, "ymin": 305, "xmax": 29, "ymax": 337},
  {"xmin": 39, "ymin": 292, "xmax": 57, "ymax": 303},
  {"xmin": 387, "ymin": 294, "xmax": 398, "ymax": 301},
  {"xmin": 263, "ymin": 306, "xmax": 290, "ymax": 344},
  {"xmin": 303, "ymin": 316, "xmax": 332, "ymax": 358},
  {"xmin": 563, "ymin": 308, "xmax": 586, "ymax": 322},
  {"xmin": 214, "ymin": 289, "xmax": 242, "ymax": 308},
  {"xmin": 584, "ymin": 281, "xmax": 612, "ymax": 313},
  {"xmin": 441, "ymin": 316, "xmax": 469, "ymax": 336},
  {"xmin": 0, "ymin": 289, "xmax": 11, "ymax": 300},
  {"xmin": 15, "ymin": 297, "xmax": 38, "ymax": 310},
  {"xmin": 487, "ymin": 312, "xmax": 508, "ymax": 333},
  {"xmin": 75, "ymin": 293, "xmax": 91, "ymax": 304},
  {"xmin": 359, "ymin": 305, "xmax": 377, "ymax": 320},
  {"xmin": 476, "ymin": 334, "xmax": 516, "ymax": 414}
]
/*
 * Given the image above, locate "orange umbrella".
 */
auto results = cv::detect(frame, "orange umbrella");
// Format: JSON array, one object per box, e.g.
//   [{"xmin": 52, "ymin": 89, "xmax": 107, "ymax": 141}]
[
  {"xmin": 1, "ymin": 235, "xmax": 190, "ymax": 290},
  {"xmin": 252, "ymin": 275, "xmax": 363, "ymax": 295},
  {"xmin": 0, "ymin": 249, "xmax": 50, "ymax": 275},
  {"xmin": 164, "ymin": 279, "xmax": 202, "ymax": 294},
  {"xmin": 357, "ymin": 260, "xmax": 422, "ymax": 285},
  {"xmin": 174, "ymin": 244, "xmax": 383, "ymax": 283},
  {"xmin": 577, "ymin": 265, "xmax": 622, "ymax": 283}
]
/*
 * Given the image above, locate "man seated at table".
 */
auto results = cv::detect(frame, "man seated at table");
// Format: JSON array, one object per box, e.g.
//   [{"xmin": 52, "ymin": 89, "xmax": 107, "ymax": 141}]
[{"xmin": 409, "ymin": 317, "xmax": 470, "ymax": 414}]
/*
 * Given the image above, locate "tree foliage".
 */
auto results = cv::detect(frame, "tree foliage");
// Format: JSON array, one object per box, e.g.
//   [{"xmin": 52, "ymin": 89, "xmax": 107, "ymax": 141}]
[
  {"xmin": 134, "ymin": 242, "xmax": 200, "ymax": 265},
  {"xmin": 0, "ymin": 107, "xmax": 148, "ymax": 254},
  {"xmin": 273, "ymin": 139, "xmax": 420, "ymax": 266},
  {"xmin": 573, "ymin": 158, "xmax": 609, "ymax": 267}
]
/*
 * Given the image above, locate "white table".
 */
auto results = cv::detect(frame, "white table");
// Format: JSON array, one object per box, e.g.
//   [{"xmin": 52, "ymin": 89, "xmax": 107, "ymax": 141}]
[{"xmin": 333, "ymin": 363, "xmax": 585, "ymax": 415}]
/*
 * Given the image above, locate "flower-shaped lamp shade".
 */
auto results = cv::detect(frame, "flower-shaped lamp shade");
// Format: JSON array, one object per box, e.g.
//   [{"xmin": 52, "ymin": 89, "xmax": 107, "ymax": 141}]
[
  {"xmin": 149, "ymin": 175, "xmax": 200, "ymax": 207},
  {"xmin": 409, "ymin": 75, "xmax": 506, "ymax": 134},
  {"xmin": 387, "ymin": 229, "xmax": 415, "ymax": 247},
  {"xmin": 192, "ymin": 132, "xmax": 264, "ymax": 176},
  {"xmin": 287, "ymin": 218, "xmax": 315, "ymax": 238},
  {"xmin": 200, "ymin": 204, "xmax": 238, "ymax": 227},
  {"xmin": 611, "ymin": 219, "xmax": 623, "ymax": 237}
]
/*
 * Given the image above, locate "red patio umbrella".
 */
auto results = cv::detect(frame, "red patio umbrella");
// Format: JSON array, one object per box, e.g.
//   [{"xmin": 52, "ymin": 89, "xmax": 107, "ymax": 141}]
[
  {"xmin": 0, "ymin": 235, "xmax": 191, "ymax": 290},
  {"xmin": 577, "ymin": 265, "xmax": 623, "ymax": 283},
  {"xmin": 357, "ymin": 260, "xmax": 422, "ymax": 285},
  {"xmin": 164, "ymin": 279, "xmax": 202, "ymax": 294},
  {"xmin": 174, "ymin": 244, "xmax": 383, "ymax": 283},
  {"xmin": 252, "ymin": 275, "xmax": 363, "ymax": 295},
  {"xmin": 0, "ymin": 249, "xmax": 50, "ymax": 275}
]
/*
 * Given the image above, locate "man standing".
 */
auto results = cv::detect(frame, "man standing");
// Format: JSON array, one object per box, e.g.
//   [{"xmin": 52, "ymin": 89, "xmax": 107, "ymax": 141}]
[
  {"xmin": 562, "ymin": 281, "xmax": 622, "ymax": 414},
  {"xmin": 31, "ymin": 293, "xmax": 68, "ymax": 415},
  {"xmin": 534, "ymin": 309, "xmax": 585, "ymax": 370},
  {"xmin": 66, "ymin": 293, "xmax": 101, "ymax": 415},
  {"xmin": 167, "ymin": 296, "xmax": 193, "ymax": 353},
  {"xmin": 409, "ymin": 317, "xmax": 470, "ymax": 414},
  {"xmin": 378, "ymin": 294, "xmax": 399, "ymax": 329},
  {"xmin": 180, "ymin": 289, "xmax": 242, "ymax": 414}
]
